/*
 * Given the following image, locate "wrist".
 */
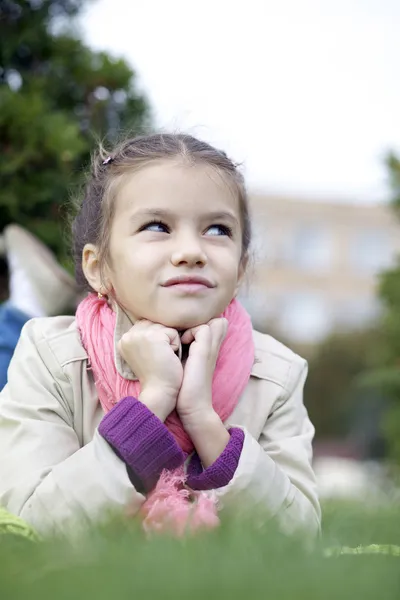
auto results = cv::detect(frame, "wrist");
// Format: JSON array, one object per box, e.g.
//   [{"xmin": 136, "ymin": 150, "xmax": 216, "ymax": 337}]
[
  {"xmin": 182, "ymin": 409, "xmax": 230, "ymax": 469},
  {"xmin": 98, "ymin": 396, "xmax": 186, "ymax": 492},
  {"xmin": 181, "ymin": 408, "xmax": 221, "ymax": 435},
  {"xmin": 139, "ymin": 387, "xmax": 176, "ymax": 422},
  {"xmin": 186, "ymin": 428, "xmax": 245, "ymax": 490}
]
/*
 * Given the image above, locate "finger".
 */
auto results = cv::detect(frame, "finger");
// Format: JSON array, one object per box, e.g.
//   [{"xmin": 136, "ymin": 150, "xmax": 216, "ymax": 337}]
[
  {"xmin": 180, "ymin": 324, "xmax": 205, "ymax": 345},
  {"xmin": 181, "ymin": 324, "xmax": 210, "ymax": 349},
  {"xmin": 209, "ymin": 318, "xmax": 227, "ymax": 337},
  {"xmin": 180, "ymin": 329, "xmax": 193, "ymax": 345},
  {"xmin": 129, "ymin": 321, "xmax": 181, "ymax": 353},
  {"xmin": 181, "ymin": 319, "xmax": 226, "ymax": 346},
  {"xmin": 161, "ymin": 328, "xmax": 182, "ymax": 354},
  {"xmin": 132, "ymin": 320, "xmax": 180, "ymax": 348},
  {"xmin": 209, "ymin": 318, "xmax": 228, "ymax": 357},
  {"xmin": 190, "ymin": 325, "xmax": 212, "ymax": 355},
  {"xmin": 204, "ymin": 317, "xmax": 228, "ymax": 336}
]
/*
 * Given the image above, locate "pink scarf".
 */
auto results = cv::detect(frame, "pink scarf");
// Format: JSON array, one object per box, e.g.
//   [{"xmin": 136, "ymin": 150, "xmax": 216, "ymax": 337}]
[{"xmin": 76, "ymin": 293, "xmax": 254, "ymax": 534}]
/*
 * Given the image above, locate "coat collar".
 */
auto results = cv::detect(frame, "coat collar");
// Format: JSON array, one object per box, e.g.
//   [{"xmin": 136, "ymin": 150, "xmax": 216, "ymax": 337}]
[{"xmin": 113, "ymin": 304, "xmax": 137, "ymax": 380}]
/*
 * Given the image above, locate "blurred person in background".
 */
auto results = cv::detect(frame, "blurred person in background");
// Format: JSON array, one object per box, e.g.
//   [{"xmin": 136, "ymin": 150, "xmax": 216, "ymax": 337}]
[{"xmin": 0, "ymin": 225, "xmax": 78, "ymax": 389}]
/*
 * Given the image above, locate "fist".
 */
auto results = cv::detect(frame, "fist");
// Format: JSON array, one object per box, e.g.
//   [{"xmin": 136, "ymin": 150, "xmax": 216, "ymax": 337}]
[
  {"xmin": 118, "ymin": 320, "xmax": 183, "ymax": 420},
  {"xmin": 176, "ymin": 318, "xmax": 228, "ymax": 427}
]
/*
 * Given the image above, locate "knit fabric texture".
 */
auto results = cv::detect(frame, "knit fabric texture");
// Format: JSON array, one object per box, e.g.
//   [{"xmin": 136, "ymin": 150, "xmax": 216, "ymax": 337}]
[
  {"xmin": 186, "ymin": 427, "xmax": 245, "ymax": 490},
  {"xmin": 99, "ymin": 397, "xmax": 244, "ymax": 492},
  {"xmin": 98, "ymin": 396, "xmax": 186, "ymax": 491}
]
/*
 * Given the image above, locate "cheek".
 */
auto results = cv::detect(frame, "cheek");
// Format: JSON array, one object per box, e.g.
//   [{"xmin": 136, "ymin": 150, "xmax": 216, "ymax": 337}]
[
  {"xmin": 105, "ymin": 243, "xmax": 131, "ymax": 287},
  {"xmin": 219, "ymin": 249, "xmax": 242, "ymax": 276},
  {"xmin": 109, "ymin": 243, "xmax": 158, "ymax": 286}
]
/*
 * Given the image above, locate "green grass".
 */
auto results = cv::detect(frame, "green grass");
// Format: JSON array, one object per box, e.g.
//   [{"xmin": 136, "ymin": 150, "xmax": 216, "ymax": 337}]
[{"xmin": 0, "ymin": 502, "xmax": 399, "ymax": 600}]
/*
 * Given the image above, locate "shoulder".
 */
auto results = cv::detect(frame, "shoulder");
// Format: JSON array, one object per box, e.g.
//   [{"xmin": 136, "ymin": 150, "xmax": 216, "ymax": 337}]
[
  {"xmin": 18, "ymin": 316, "xmax": 87, "ymax": 368},
  {"xmin": 251, "ymin": 329, "xmax": 307, "ymax": 393}
]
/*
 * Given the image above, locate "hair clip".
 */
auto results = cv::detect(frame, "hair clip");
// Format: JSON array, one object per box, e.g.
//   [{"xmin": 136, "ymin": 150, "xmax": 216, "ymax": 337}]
[{"xmin": 102, "ymin": 156, "xmax": 114, "ymax": 165}]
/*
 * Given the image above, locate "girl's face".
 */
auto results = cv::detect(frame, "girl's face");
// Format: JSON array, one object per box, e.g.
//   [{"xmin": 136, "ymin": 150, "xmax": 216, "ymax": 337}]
[{"xmin": 101, "ymin": 161, "xmax": 245, "ymax": 329}]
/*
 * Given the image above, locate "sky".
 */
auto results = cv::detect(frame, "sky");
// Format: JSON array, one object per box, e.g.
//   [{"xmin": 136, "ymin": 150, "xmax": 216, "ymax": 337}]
[{"xmin": 81, "ymin": 0, "xmax": 400, "ymax": 203}]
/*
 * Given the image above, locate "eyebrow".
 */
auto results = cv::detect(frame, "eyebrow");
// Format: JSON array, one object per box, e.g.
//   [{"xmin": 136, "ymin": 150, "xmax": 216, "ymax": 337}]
[{"xmin": 130, "ymin": 208, "xmax": 239, "ymax": 224}]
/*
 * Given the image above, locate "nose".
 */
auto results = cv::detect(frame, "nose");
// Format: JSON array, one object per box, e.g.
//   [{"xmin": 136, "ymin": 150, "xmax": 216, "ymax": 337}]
[{"xmin": 170, "ymin": 231, "xmax": 207, "ymax": 267}]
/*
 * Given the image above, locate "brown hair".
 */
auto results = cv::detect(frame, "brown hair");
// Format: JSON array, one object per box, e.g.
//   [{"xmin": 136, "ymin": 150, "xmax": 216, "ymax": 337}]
[{"xmin": 72, "ymin": 133, "xmax": 252, "ymax": 291}]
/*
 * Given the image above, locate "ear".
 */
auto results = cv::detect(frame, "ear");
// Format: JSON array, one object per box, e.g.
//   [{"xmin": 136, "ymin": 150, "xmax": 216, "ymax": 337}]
[
  {"xmin": 82, "ymin": 243, "xmax": 106, "ymax": 294},
  {"xmin": 234, "ymin": 253, "xmax": 249, "ymax": 297}
]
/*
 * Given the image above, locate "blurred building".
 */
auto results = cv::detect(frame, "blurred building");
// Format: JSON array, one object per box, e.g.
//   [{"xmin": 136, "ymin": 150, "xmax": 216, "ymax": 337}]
[{"xmin": 240, "ymin": 195, "xmax": 400, "ymax": 344}]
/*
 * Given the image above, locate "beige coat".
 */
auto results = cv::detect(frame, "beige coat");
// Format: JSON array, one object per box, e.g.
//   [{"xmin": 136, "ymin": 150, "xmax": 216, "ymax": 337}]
[{"xmin": 0, "ymin": 309, "xmax": 321, "ymax": 537}]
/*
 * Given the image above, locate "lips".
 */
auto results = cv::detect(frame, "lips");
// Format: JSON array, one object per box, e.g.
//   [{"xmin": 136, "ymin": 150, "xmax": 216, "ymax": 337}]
[{"xmin": 162, "ymin": 275, "xmax": 214, "ymax": 288}]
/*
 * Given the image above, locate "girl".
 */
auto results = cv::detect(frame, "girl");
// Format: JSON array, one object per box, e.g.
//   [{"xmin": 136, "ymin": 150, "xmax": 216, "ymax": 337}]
[{"xmin": 0, "ymin": 133, "xmax": 321, "ymax": 537}]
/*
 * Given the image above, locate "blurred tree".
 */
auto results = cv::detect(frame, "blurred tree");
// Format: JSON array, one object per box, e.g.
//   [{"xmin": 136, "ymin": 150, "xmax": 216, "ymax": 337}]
[
  {"xmin": 293, "ymin": 154, "xmax": 400, "ymax": 464},
  {"xmin": 386, "ymin": 153, "xmax": 400, "ymax": 210},
  {"xmin": 0, "ymin": 0, "xmax": 151, "ymax": 263},
  {"xmin": 361, "ymin": 152, "xmax": 400, "ymax": 464},
  {"xmin": 304, "ymin": 327, "xmax": 387, "ymax": 457}
]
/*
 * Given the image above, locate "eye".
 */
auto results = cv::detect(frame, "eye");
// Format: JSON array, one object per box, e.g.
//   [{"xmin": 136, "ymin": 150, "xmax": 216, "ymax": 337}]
[
  {"xmin": 140, "ymin": 220, "xmax": 170, "ymax": 233},
  {"xmin": 205, "ymin": 224, "xmax": 233, "ymax": 237}
]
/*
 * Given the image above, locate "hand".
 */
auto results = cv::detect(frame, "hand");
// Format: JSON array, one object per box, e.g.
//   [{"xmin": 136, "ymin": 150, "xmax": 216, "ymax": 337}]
[
  {"xmin": 118, "ymin": 320, "xmax": 183, "ymax": 421},
  {"xmin": 176, "ymin": 318, "xmax": 228, "ymax": 431}
]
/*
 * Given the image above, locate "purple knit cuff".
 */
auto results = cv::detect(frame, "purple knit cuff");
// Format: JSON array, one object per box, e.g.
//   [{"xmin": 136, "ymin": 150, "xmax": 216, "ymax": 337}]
[
  {"xmin": 186, "ymin": 427, "xmax": 245, "ymax": 491},
  {"xmin": 98, "ymin": 396, "xmax": 186, "ymax": 491}
]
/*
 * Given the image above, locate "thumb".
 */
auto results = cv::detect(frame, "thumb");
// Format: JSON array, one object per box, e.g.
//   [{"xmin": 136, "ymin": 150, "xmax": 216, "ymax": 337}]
[
  {"xmin": 210, "ymin": 318, "xmax": 228, "ymax": 357},
  {"xmin": 219, "ymin": 318, "xmax": 229, "ymax": 344},
  {"xmin": 117, "ymin": 339, "xmax": 124, "ymax": 358}
]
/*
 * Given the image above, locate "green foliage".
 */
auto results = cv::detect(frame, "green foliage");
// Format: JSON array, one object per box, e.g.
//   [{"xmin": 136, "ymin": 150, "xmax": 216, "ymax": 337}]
[
  {"xmin": 307, "ymin": 152, "xmax": 400, "ymax": 463},
  {"xmin": 371, "ymin": 153, "xmax": 400, "ymax": 463},
  {"xmin": 349, "ymin": 151, "xmax": 400, "ymax": 463},
  {"xmin": 386, "ymin": 152, "xmax": 400, "ymax": 211},
  {"xmin": 0, "ymin": 0, "xmax": 151, "ymax": 260},
  {"xmin": 0, "ymin": 505, "xmax": 399, "ymax": 600},
  {"xmin": 304, "ymin": 328, "xmax": 385, "ymax": 443}
]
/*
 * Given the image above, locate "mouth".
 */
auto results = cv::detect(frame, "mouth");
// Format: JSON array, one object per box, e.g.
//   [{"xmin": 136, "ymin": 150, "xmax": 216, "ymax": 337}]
[{"xmin": 162, "ymin": 275, "xmax": 215, "ymax": 293}]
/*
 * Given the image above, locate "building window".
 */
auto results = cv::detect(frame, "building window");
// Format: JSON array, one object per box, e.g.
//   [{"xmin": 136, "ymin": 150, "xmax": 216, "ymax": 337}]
[
  {"xmin": 350, "ymin": 229, "xmax": 393, "ymax": 275},
  {"xmin": 285, "ymin": 224, "xmax": 332, "ymax": 272},
  {"xmin": 279, "ymin": 292, "xmax": 331, "ymax": 342}
]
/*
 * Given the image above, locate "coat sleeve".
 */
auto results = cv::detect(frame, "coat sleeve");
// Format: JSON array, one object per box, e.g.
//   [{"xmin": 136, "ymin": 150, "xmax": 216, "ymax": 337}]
[
  {"xmin": 0, "ymin": 321, "xmax": 145, "ymax": 536},
  {"xmin": 210, "ymin": 359, "xmax": 321, "ymax": 537}
]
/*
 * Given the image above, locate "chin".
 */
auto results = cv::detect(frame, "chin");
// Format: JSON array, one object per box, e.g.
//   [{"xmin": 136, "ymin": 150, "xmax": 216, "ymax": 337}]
[{"xmin": 157, "ymin": 311, "xmax": 214, "ymax": 331}]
